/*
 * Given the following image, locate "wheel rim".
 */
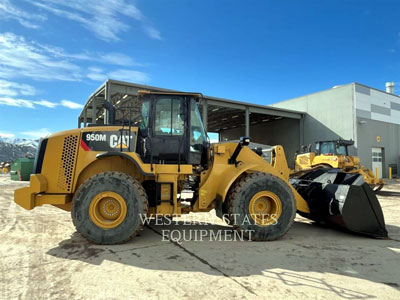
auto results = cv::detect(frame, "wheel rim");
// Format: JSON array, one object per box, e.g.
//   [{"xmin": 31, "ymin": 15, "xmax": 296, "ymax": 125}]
[
  {"xmin": 248, "ymin": 191, "xmax": 282, "ymax": 226},
  {"xmin": 89, "ymin": 191, "xmax": 127, "ymax": 229}
]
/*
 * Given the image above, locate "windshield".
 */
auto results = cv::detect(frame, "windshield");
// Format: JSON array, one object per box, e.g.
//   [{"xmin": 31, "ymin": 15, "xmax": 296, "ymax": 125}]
[
  {"xmin": 320, "ymin": 142, "xmax": 335, "ymax": 155},
  {"xmin": 189, "ymin": 99, "xmax": 207, "ymax": 152},
  {"xmin": 320, "ymin": 142, "xmax": 348, "ymax": 155}
]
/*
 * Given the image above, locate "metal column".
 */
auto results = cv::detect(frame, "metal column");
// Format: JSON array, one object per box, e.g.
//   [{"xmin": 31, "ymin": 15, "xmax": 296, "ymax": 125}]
[
  {"xmin": 105, "ymin": 81, "xmax": 111, "ymax": 124},
  {"xmin": 92, "ymin": 97, "xmax": 97, "ymax": 125},
  {"xmin": 245, "ymin": 107, "xmax": 250, "ymax": 137},
  {"xmin": 83, "ymin": 106, "xmax": 87, "ymax": 127},
  {"xmin": 300, "ymin": 115, "xmax": 304, "ymax": 148},
  {"xmin": 202, "ymin": 99, "xmax": 208, "ymax": 132}
]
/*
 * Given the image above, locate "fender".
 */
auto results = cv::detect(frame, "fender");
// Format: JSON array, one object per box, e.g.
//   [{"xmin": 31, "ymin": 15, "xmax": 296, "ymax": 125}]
[
  {"xmin": 197, "ymin": 144, "xmax": 310, "ymax": 213},
  {"xmin": 216, "ymin": 163, "xmax": 259, "ymax": 203},
  {"xmin": 198, "ymin": 144, "xmax": 289, "ymax": 210},
  {"xmin": 96, "ymin": 151, "xmax": 153, "ymax": 176}
]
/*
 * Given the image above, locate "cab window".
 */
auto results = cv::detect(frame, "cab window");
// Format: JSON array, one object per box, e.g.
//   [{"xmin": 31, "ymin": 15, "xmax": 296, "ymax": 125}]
[
  {"xmin": 336, "ymin": 145, "xmax": 347, "ymax": 155},
  {"xmin": 140, "ymin": 99, "xmax": 150, "ymax": 130},
  {"xmin": 189, "ymin": 99, "xmax": 206, "ymax": 152},
  {"xmin": 154, "ymin": 98, "xmax": 184, "ymax": 136},
  {"xmin": 320, "ymin": 142, "xmax": 335, "ymax": 155}
]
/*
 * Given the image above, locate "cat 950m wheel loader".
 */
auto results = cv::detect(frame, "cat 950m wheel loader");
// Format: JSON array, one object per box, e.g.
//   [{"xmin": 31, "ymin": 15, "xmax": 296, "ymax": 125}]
[{"xmin": 14, "ymin": 91, "xmax": 388, "ymax": 244}]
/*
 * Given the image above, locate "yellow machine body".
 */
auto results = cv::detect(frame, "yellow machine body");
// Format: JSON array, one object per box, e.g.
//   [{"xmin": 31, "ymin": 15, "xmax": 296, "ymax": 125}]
[
  {"xmin": 15, "ymin": 127, "xmax": 310, "ymax": 215},
  {"xmin": 294, "ymin": 143, "xmax": 384, "ymax": 191},
  {"xmin": 295, "ymin": 152, "xmax": 360, "ymax": 170}
]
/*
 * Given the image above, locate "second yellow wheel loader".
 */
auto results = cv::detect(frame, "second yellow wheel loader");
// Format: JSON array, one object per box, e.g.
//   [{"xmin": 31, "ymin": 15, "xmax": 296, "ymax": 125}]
[
  {"xmin": 14, "ymin": 91, "xmax": 388, "ymax": 244},
  {"xmin": 294, "ymin": 140, "xmax": 384, "ymax": 192}
]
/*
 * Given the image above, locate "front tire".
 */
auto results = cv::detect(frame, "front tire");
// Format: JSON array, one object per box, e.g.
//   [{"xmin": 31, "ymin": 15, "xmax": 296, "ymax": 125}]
[
  {"xmin": 71, "ymin": 172, "xmax": 148, "ymax": 244},
  {"xmin": 227, "ymin": 172, "xmax": 296, "ymax": 241}
]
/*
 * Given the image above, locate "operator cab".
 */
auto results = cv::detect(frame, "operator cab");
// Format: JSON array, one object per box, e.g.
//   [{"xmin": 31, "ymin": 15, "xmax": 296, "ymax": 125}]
[
  {"xmin": 315, "ymin": 140, "xmax": 354, "ymax": 156},
  {"xmin": 137, "ymin": 91, "xmax": 209, "ymax": 167}
]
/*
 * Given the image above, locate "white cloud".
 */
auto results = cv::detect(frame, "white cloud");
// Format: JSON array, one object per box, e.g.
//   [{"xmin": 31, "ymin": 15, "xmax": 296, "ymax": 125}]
[
  {"xmin": 0, "ymin": 79, "xmax": 36, "ymax": 96},
  {"xmin": 33, "ymin": 43, "xmax": 92, "ymax": 61},
  {"xmin": 0, "ymin": 131, "xmax": 15, "ymax": 138},
  {"xmin": 100, "ymin": 53, "xmax": 138, "ymax": 66},
  {"xmin": 109, "ymin": 69, "xmax": 149, "ymax": 83},
  {"xmin": 88, "ymin": 67, "xmax": 103, "ymax": 73},
  {"xmin": 33, "ymin": 100, "xmax": 58, "ymax": 108},
  {"xmin": 86, "ymin": 67, "xmax": 107, "ymax": 82},
  {"xmin": 143, "ymin": 26, "xmax": 162, "ymax": 40},
  {"xmin": 31, "ymin": 0, "xmax": 160, "ymax": 41},
  {"xmin": 0, "ymin": 32, "xmax": 148, "ymax": 85},
  {"xmin": 0, "ymin": 96, "xmax": 82, "ymax": 109},
  {"xmin": 87, "ymin": 67, "xmax": 149, "ymax": 83},
  {"xmin": 36, "ymin": 46, "xmax": 143, "ymax": 66},
  {"xmin": 0, "ymin": 0, "xmax": 46, "ymax": 29},
  {"xmin": 21, "ymin": 128, "xmax": 51, "ymax": 139},
  {"xmin": 61, "ymin": 100, "xmax": 83, "ymax": 109},
  {"xmin": 0, "ymin": 97, "xmax": 35, "ymax": 108},
  {"xmin": 87, "ymin": 72, "xmax": 107, "ymax": 82},
  {"xmin": 0, "ymin": 32, "xmax": 82, "ymax": 81}
]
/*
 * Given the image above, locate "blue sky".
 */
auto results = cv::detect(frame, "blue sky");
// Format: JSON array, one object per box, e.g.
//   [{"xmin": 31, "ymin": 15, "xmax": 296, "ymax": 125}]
[{"xmin": 0, "ymin": 0, "xmax": 399, "ymax": 139}]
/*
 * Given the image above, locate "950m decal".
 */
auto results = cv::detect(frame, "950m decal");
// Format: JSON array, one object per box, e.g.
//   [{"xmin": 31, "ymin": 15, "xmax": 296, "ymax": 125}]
[{"xmin": 81, "ymin": 131, "xmax": 136, "ymax": 152}]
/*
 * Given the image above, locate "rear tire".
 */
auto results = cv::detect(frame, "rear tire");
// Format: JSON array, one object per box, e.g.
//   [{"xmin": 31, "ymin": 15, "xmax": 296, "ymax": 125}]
[
  {"xmin": 71, "ymin": 172, "xmax": 148, "ymax": 244},
  {"xmin": 226, "ymin": 172, "xmax": 296, "ymax": 241}
]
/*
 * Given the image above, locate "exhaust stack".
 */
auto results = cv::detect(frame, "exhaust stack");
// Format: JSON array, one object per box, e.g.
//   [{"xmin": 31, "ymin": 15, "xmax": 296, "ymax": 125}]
[{"xmin": 386, "ymin": 82, "xmax": 395, "ymax": 94}]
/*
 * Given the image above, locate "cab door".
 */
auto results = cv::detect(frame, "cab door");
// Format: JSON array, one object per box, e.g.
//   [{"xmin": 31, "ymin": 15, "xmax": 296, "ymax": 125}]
[
  {"xmin": 137, "ymin": 93, "xmax": 207, "ymax": 166},
  {"xmin": 150, "ymin": 95, "xmax": 187, "ymax": 164}
]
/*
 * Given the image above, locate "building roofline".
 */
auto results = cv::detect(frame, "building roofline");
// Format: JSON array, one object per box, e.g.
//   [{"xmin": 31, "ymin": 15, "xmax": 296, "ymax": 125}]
[
  {"xmin": 272, "ymin": 83, "xmax": 353, "ymax": 106},
  {"xmin": 80, "ymin": 79, "xmax": 304, "ymax": 119},
  {"xmin": 353, "ymin": 82, "xmax": 400, "ymax": 99},
  {"xmin": 109, "ymin": 79, "xmax": 304, "ymax": 115},
  {"xmin": 273, "ymin": 82, "xmax": 400, "ymax": 106}
]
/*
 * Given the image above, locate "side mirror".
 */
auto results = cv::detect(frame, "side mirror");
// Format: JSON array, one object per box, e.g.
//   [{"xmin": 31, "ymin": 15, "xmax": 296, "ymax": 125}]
[{"xmin": 240, "ymin": 136, "xmax": 250, "ymax": 146}]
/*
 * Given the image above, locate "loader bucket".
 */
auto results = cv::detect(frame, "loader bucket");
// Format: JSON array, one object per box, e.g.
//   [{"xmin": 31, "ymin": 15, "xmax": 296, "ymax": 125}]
[{"xmin": 291, "ymin": 169, "xmax": 388, "ymax": 238}]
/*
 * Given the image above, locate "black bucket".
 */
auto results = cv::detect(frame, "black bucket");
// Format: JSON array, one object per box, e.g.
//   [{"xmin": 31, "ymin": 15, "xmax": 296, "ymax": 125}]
[{"xmin": 291, "ymin": 169, "xmax": 388, "ymax": 238}]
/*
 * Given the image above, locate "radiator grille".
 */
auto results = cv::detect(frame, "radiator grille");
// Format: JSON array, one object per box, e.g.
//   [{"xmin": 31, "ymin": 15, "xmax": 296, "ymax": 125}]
[{"xmin": 57, "ymin": 135, "xmax": 78, "ymax": 191}]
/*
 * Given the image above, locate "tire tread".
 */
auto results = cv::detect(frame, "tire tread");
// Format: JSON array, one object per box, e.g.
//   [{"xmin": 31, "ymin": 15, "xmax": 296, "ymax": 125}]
[
  {"xmin": 71, "ymin": 171, "xmax": 148, "ymax": 244},
  {"xmin": 226, "ymin": 172, "xmax": 296, "ymax": 241}
]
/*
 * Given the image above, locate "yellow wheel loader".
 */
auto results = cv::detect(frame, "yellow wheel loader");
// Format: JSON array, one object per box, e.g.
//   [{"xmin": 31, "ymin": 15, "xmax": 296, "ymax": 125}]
[
  {"xmin": 294, "ymin": 140, "xmax": 384, "ymax": 192},
  {"xmin": 14, "ymin": 92, "xmax": 388, "ymax": 244}
]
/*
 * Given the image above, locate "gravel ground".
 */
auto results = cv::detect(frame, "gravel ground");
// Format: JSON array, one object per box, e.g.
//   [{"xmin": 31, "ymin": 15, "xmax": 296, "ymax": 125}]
[{"xmin": 0, "ymin": 174, "xmax": 399, "ymax": 300}]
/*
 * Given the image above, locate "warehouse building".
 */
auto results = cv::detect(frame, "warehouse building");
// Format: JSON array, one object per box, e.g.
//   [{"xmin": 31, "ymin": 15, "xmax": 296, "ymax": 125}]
[
  {"xmin": 272, "ymin": 82, "xmax": 400, "ymax": 178},
  {"xmin": 78, "ymin": 80, "xmax": 399, "ymax": 178}
]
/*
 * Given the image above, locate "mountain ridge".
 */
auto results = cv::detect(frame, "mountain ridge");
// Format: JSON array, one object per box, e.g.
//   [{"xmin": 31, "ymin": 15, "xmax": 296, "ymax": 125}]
[{"xmin": 0, "ymin": 138, "xmax": 38, "ymax": 162}]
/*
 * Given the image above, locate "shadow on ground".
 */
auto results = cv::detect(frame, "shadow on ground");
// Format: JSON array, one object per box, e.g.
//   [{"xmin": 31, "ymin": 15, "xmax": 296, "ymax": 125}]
[{"xmin": 47, "ymin": 220, "xmax": 400, "ymax": 299}]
